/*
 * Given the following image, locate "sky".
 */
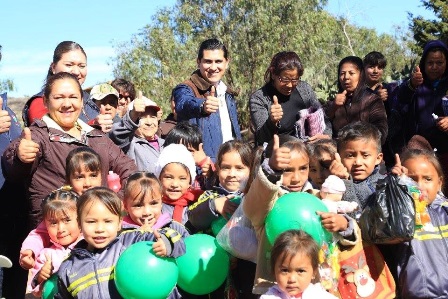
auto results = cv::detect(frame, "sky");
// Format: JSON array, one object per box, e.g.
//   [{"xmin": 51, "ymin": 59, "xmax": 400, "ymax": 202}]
[{"xmin": 0, "ymin": 0, "xmax": 435, "ymax": 98}]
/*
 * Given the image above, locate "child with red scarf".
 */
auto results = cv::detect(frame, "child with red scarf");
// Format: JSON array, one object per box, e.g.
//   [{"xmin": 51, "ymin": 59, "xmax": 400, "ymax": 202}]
[{"xmin": 154, "ymin": 144, "xmax": 203, "ymax": 225}]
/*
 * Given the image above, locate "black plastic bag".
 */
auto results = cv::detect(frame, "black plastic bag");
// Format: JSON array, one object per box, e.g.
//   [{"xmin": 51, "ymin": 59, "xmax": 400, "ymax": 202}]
[{"xmin": 359, "ymin": 175, "xmax": 415, "ymax": 244}]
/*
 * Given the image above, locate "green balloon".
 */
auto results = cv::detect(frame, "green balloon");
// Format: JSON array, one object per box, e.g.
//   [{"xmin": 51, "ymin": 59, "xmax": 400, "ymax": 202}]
[
  {"xmin": 176, "ymin": 234, "xmax": 229, "ymax": 295},
  {"xmin": 210, "ymin": 196, "xmax": 242, "ymax": 236},
  {"xmin": 265, "ymin": 192, "xmax": 332, "ymax": 246},
  {"xmin": 42, "ymin": 274, "xmax": 58, "ymax": 299},
  {"xmin": 115, "ymin": 241, "xmax": 178, "ymax": 299},
  {"xmin": 211, "ymin": 217, "xmax": 228, "ymax": 236}
]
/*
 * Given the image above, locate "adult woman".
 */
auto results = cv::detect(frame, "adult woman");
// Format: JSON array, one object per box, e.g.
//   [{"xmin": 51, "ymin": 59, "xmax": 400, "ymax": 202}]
[
  {"xmin": 22, "ymin": 41, "xmax": 101, "ymax": 127},
  {"xmin": 250, "ymin": 51, "xmax": 332, "ymax": 146},
  {"xmin": 325, "ymin": 56, "xmax": 387, "ymax": 144},
  {"xmin": 397, "ymin": 40, "xmax": 448, "ymax": 183},
  {"xmin": 3, "ymin": 72, "xmax": 137, "ymax": 229}
]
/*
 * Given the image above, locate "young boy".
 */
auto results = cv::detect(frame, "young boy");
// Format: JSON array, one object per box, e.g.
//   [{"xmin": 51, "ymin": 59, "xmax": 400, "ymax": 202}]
[{"xmin": 331, "ymin": 121, "xmax": 385, "ymax": 217}]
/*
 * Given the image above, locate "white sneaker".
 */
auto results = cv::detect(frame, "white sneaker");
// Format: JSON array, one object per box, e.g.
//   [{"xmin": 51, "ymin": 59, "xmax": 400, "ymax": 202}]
[{"xmin": 0, "ymin": 255, "xmax": 12, "ymax": 268}]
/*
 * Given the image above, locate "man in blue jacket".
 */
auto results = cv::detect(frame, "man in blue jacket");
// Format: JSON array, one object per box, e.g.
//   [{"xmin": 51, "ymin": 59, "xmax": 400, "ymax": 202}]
[{"xmin": 172, "ymin": 38, "xmax": 241, "ymax": 161}]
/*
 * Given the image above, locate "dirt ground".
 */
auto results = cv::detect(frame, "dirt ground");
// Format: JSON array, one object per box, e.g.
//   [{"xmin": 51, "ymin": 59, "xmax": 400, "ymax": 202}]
[{"xmin": 6, "ymin": 97, "xmax": 26, "ymax": 127}]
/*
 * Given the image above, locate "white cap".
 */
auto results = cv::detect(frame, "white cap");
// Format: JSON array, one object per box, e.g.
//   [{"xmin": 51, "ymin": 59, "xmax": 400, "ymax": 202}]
[
  {"xmin": 321, "ymin": 175, "xmax": 346, "ymax": 194},
  {"xmin": 154, "ymin": 144, "xmax": 196, "ymax": 184}
]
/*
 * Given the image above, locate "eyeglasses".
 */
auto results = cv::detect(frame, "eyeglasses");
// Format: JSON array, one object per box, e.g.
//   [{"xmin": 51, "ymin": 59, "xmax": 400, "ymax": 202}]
[{"xmin": 277, "ymin": 76, "xmax": 300, "ymax": 85}]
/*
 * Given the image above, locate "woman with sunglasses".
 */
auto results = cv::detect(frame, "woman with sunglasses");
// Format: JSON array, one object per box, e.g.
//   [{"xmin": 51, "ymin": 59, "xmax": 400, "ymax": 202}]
[{"xmin": 250, "ymin": 51, "xmax": 332, "ymax": 146}]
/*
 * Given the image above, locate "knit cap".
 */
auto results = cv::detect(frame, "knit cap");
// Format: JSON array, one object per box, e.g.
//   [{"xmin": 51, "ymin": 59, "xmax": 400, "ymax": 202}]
[
  {"xmin": 154, "ymin": 144, "xmax": 196, "ymax": 184},
  {"xmin": 321, "ymin": 175, "xmax": 346, "ymax": 194}
]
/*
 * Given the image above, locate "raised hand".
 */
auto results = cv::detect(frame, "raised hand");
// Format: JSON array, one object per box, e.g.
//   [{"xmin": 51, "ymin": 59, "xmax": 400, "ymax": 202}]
[
  {"xmin": 334, "ymin": 90, "xmax": 347, "ymax": 106},
  {"xmin": 391, "ymin": 154, "xmax": 408, "ymax": 176},
  {"xmin": 37, "ymin": 254, "xmax": 53, "ymax": 284},
  {"xmin": 376, "ymin": 84, "xmax": 388, "ymax": 102},
  {"xmin": 410, "ymin": 66, "xmax": 423, "ymax": 89},
  {"xmin": 268, "ymin": 134, "xmax": 291, "ymax": 171},
  {"xmin": 329, "ymin": 153, "xmax": 349, "ymax": 179},
  {"xmin": 203, "ymin": 86, "xmax": 219, "ymax": 114},
  {"xmin": 18, "ymin": 128, "xmax": 39, "ymax": 163},
  {"xmin": 95, "ymin": 113, "xmax": 113, "ymax": 133},
  {"xmin": 0, "ymin": 97, "xmax": 11, "ymax": 134},
  {"xmin": 152, "ymin": 230, "xmax": 167, "ymax": 257},
  {"xmin": 270, "ymin": 95, "xmax": 283, "ymax": 124},
  {"xmin": 19, "ymin": 249, "xmax": 35, "ymax": 270}
]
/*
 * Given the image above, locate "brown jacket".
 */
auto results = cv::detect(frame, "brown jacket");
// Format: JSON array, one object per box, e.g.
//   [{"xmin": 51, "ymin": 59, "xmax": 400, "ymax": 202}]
[
  {"xmin": 2, "ymin": 118, "xmax": 137, "ymax": 228},
  {"xmin": 325, "ymin": 90, "xmax": 388, "ymax": 144}
]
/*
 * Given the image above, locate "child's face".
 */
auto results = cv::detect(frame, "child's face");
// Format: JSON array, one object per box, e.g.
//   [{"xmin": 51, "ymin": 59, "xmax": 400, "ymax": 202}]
[
  {"xmin": 124, "ymin": 188, "xmax": 163, "ymax": 227},
  {"xmin": 404, "ymin": 156, "xmax": 442, "ymax": 204},
  {"xmin": 70, "ymin": 163, "xmax": 102, "ymax": 195},
  {"xmin": 218, "ymin": 150, "xmax": 250, "ymax": 192},
  {"xmin": 308, "ymin": 154, "xmax": 332, "ymax": 189},
  {"xmin": 282, "ymin": 150, "xmax": 309, "ymax": 192},
  {"xmin": 160, "ymin": 163, "xmax": 191, "ymax": 201},
  {"xmin": 45, "ymin": 208, "xmax": 80, "ymax": 247},
  {"xmin": 136, "ymin": 109, "xmax": 158, "ymax": 140},
  {"xmin": 274, "ymin": 252, "xmax": 315, "ymax": 297},
  {"xmin": 339, "ymin": 139, "xmax": 383, "ymax": 181},
  {"xmin": 80, "ymin": 199, "xmax": 122, "ymax": 251}
]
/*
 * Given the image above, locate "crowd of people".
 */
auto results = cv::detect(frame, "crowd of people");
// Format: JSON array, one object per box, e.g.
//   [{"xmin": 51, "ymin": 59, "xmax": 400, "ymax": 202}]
[{"xmin": 0, "ymin": 37, "xmax": 447, "ymax": 298}]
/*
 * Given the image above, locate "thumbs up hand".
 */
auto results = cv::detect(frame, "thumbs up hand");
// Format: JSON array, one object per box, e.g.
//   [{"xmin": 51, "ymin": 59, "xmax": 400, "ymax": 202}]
[
  {"xmin": 203, "ymin": 86, "xmax": 219, "ymax": 114},
  {"xmin": 18, "ymin": 127, "xmax": 40, "ymax": 163},
  {"xmin": 376, "ymin": 84, "xmax": 389, "ymax": 102},
  {"xmin": 391, "ymin": 153, "xmax": 408, "ymax": 176},
  {"xmin": 329, "ymin": 153, "xmax": 350, "ymax": 179},
  {"xmin": 152, "ymin": 230, "xmax": 167, "ymax": 257},
  {"xmin": 268, "ymin": 134, "xmax": 291, "ymax": 171},
  {"xmin": 37, "ymin": 253, "xmax": 53, "ymax": 284},
  {"xmin": 133, "ymin": 91, "xmax": 146, "ymax": 113},
  {"xmin": 334, "ymin": 90, "xmax": 348, "ymax": 106},
  {"xmin": 270, "ymin": 95, "xmax": 283, "ymax": 124},
  {"xmin": 410, "ymin": 65, "xmax": 423, "ymax": 89},
  {"xmin": 0, "ymin": 98, "xmax": 11, "ymax": 134}
]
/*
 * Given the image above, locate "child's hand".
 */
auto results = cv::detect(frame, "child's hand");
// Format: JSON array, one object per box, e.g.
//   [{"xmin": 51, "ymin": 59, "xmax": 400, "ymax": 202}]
[
  {"xmin": 390, "ymin": 154, "xmax": 408, "ymax": 176},
  {"xmin": 268, "ymin": 134, "xmax": 291, "ymax": 171},
  {"xmin": 140, "ymin": 218, "xmax": 155, "ymax": 232},
  {"xmin": 19, "ymin": 249, "xmax": 35, "ymax": 270},
  {"xmin": 329, "ymin": 153, "xmax": 349, "ymax": 179},
  {"xmin": 37, "ymin": 254, "xmax": 53, "ymax": 284},
  {"xmin": 317, "ymin": 211, "xmax": 348, "ymax": 232},
  {"xmin": 152, "ymin": 230, "xmax": 167, "ymax": 257},
  {"xmin": 214, "ymin": 195, "xmax": 239, "ymax": 220}
]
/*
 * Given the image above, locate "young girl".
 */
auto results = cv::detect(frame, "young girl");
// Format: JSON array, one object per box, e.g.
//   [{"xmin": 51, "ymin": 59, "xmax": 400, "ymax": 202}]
[
  {"xmin": 261, "ymin": 230, "xmax": 337, "ymax": 299},
  {"xmin": 187, "ymin": 140, "xmax": 252, "ymax": 232},
  {"xmin": 20, "ymin": 147, "xmax": 103, "ymax": 271},
  {"xmin": 388, "ymin": 149, "xmax": 448, "ymax": 298},
  {"xmin": 243, "ymin": 135, "xmax": 358, "ymax": 295},
  {"xmin": 27, "ymin": 189, "xmax": 82, "ymax": 297},
  {"xmin": 154, "ymin": 143, "xmax": 203, "ymax": 225},
  {"xmin": 55, "ymin": 187, "xmax": 186, "ymax": 298},
  {"xmin": 121, "ymin": 171, "xmax": 189, "ymax": 239},
  {"xmin": 307, "ymin": 139, "xmax": 337, "ymax": 189}
]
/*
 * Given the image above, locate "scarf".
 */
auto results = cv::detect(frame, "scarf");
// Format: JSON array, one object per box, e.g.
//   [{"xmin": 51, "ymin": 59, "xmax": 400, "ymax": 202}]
[{"xmin": 162, "ymin": 189, "xmax": 202, "ymax": 222}]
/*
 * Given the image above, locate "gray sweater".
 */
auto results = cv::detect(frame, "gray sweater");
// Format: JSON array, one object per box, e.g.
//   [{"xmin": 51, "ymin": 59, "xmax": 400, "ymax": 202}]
[
  {"xmin": 109, "ymin": 111, "xmax": 164, "ymax": 173},
  {"xmin": 249, "ymin": 81, "xmax": 332, "ymax": 146}
]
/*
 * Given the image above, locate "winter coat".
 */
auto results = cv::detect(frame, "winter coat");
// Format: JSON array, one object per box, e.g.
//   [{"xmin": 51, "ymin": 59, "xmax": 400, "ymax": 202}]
[
  {"xmin": 55, "ymin": 224, "xmax": 186, "ymax": 299},
  {"xmin": 250, "ymin": 82, "xmax": 332, "ymax": 146},
  {"xmin": 1, "ymin": 116, "xmax": 137, "ymax": 228},
  {"xmin": 324, "ymin": 89, "xmax": 388, "ymax": 144},
  {"xmin": 172, "ymin": 70, "xmax": 241, "ymax": 161},
  {"xmin": 109, "ymin": 110, "xmax": 164, "ymax": 173}
]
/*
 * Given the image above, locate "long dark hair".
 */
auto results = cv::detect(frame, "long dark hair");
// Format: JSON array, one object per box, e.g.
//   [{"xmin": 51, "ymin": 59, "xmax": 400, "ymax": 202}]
[
  {"xmin": 337, "ymin": 56, "xmax": 366, "ymax": 102},
  {"xmin": 264, "ymin": 51, "xmax": 304, "ymax": 83}
]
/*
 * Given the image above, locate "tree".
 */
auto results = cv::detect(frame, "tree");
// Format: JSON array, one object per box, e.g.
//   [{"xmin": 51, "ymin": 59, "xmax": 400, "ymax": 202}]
[
  {"xmin": 111, "ymin": 0, "xmax": 412, "ymax": 129},
  {"xmin": 409, "ymin": 0, "xmax": 447, "ymax": 53}
]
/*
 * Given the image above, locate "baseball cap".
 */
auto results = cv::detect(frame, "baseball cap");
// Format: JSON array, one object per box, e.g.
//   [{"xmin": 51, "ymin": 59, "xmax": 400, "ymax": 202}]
[{"xmin": 90, "ymin": 83, "xmax": 119, "ymax": 101}]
